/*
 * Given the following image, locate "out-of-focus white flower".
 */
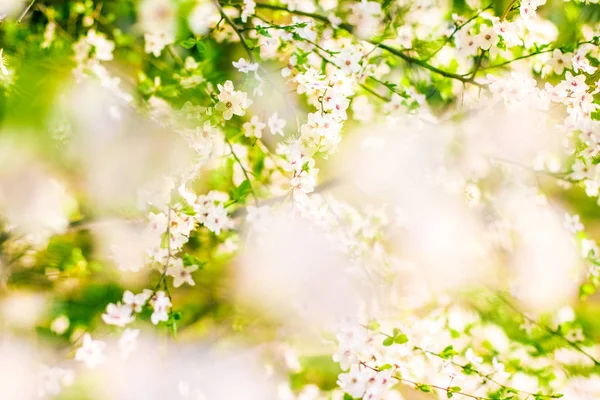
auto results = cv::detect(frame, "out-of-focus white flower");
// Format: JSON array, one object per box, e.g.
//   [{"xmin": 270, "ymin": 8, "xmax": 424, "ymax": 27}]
[
  {"xmin": 241, "ymin": 0, "xmax": 256, "ymax": 23},
  {"xmin": 102, "ymin": 303, "xmax": 135, "ymax": 327},
  {"xmin": 38, "ymin": 366, "xmax": 74, "ymax": 397},
  {"xmin": 150, "ymin": 291, "xmax": 171, "ymax": 325},
  {"xmin": 232, "ymin": 57, "xmax": 259, "ymax": 73},
  {"xmin": 75, "ymin": 334, "xmax": 107, "ymax": 368},
  {"xmin": 0, "ymin": 48, "xmax": 8, "ymax": 75},
  {"xmin": 0, "ymin": 0, "xmax": 25, "ymax": 19},
  {"xmin": 268, "ymin": 112, "xmax": 286, "ymax": 136},
  {"xmin": 188, "ymin": 2, "xmax": 219, "ymax": 36},
  {"xmin": 144, "ymin": 31, "xmax": 173, "ymax": 57},
  {"xmin": 119, "ymin": 328, "xmax": 140, "ymax": 360},
  {"xmin": 50, "ymin": 315, "xmax": 70, "ymax": 335},
  {"xmin": 564, "ymin": 213, "xmax": 584, "ymax": 234},
  {"xmin": 243, "ymin": 115, "xmax": 266, "ymax": 138}
]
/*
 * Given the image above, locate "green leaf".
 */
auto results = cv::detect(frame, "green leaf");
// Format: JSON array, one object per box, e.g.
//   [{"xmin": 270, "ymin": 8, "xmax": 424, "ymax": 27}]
[
  {"xmin": 580, "ymin": 282, "xmax": 596, "ymax": 298},
  {"xmin": 367, "ymin": 320, "xmax": 380, "ymax": 331},
  {"xmin": 160, "ymin": 84, "xmax": 179, "ymax": 98},
  {"xmin": 253, "ymin": 155, "xmax": 265, "ymax": 176},
  {"xmin": 382, "ymin": 337, "xmax": 394, "ymax": 346},
  {"xmin": 160, "ymin": 231, "xmax": 170, "ymax": 249},
  {"xmin": 195, "ymin": 41, "xmax": 207, "ymax": 54},
  {"xmin": 182, "ymin": 253, "xmax": 207, "ymax": 268},
  {"xmin": 379, "ymin": 363, "xmax": 393, "ymax": 370},
  {"xmin": 180, "ymin": 38, "xmax": 197, "ymax": 49},
  {"xmin": 233, "ymin": 179, "xmax": 252, "ymax": 202},
  {"xmin": 179, "ymin": 203, "xmax": 196, "ymax": 216},
  {"xmin": 168, "ymin": 317, "xmax": 178, "ymax": 337},
  {"xmin": 394, "ymin": 333, "xmax": 409, "ymax": 344},
  {"xmin": 256, "ymin": 26, "xmax": 272, "ymax": 38},
  {"xmin": 440, "ymin": 345, "xmax": 458, "ymax": 359},
  {"xmin": 416, "ymin": 384, "xmax": 431, "ymax": 393}
]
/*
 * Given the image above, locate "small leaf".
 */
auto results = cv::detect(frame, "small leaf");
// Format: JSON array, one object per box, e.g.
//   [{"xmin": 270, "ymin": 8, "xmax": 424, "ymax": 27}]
[
  {"xmin": 180, "ymin": 203, "xmax": 196, "ymax": 216},
  {"xmin": 394, "ymin": 333, "xmax": 409, "ymax": 344},
  {"xmin": 182, "ymin": 253, "xmax": 207, "ymax": 268},
  {"xmin": 196, "ymin": 41, "xmax": 206, "ymax": 57},
  {"xmin": 180, "ymin": 38, "xmax": 197, "ymax": 49},
  {"xmin": 416, "ymin": 384, "xmax": 431, "ymax": 393},
  {"xmin": 382, "ymin": 337, "xmax": 394, "ymax": 346},
  {"xmin": 440, "ymin": 345, "xmax": 458, "ymax": 359},
  {"xmin": 160, "ymin": 232, "xmax": 170, "ymax": 249},
  {"xmin": 233, "ymin": 179, "xmax": 252, "ymax": 202},
  {"xmin": 367, "ymin": 320, "xmax": 380, "ymax": 331},
  {"xmin": 257, "ymin": 26, "xmax": 272, "ymax": 38}
]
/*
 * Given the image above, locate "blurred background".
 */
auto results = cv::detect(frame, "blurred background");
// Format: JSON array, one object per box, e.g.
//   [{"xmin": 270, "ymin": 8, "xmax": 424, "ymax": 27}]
[{"xmin": 3, "ymin": 0, "xmax": 600, "ymax": 399}]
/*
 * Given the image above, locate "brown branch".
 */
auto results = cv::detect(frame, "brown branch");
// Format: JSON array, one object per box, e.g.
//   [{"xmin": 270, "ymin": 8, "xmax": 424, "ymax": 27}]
[
  {"xmin": 359, "ymin": 361, "xmax": 492, "ymax": 400},
  {"xmin": 254, "ymin": 2, "xmax": 486, "ymax": 87}
]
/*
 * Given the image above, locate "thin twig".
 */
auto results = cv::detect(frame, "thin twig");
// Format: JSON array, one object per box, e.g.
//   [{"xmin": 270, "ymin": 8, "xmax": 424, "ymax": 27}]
[
  {"xmin": 479, "ymin": 40, "xmax": 592, "ymax": 71},
  {"xmin": 497, "ymin": 293, "xmax": 600, "ymax": 368},
  {"xmin": 255, "ymin": 2, "xmax": 486, "ymax": 87},
  {"xmin": 17, "ymin": 0, "xmax": 36, "ymax": 23},
  {"xmin": 422, "ymin": 3, "xmax": 493, "ymax": 62},
  {"xmin": 501, "ymin": 0, "xmax": 519, "ymax": 21},
  {"xmin": 226, "ymin": 138, "xmax": 259, "ymax": 204},
  {"xmin": 360, "ymin": 362, "xmax": 492, "ymax": 400}
]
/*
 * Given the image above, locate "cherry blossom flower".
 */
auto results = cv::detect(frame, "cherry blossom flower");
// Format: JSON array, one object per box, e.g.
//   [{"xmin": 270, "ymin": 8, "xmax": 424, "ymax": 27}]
[
  {"xmin": 38, "ymin": 366, "xmax": 74, "ymax": 397},
  {"xmin": 232, "ymin": 57, "xmax": 259, "ymax": 73},
  {"xmin": 188, "ymin": 2, "xmax": 219, "ymax": 36},
  {"xmin": 241, "ymin": 0, "xmax": 256, "ymax": 23},
  {"xmin": 520, "ymin": 0, "xmax": 547, "ymax": 21},
  {"xmin": 336, "ymin": 49, "xmax": 362, "ymax": 74},
  {"xmin": 144, "ymin": 31, "xmax": 173, "ymax": 57},
  {"xmin": 544, "ymin": 49, "xmax": 573, "ymax": 76},
  {"xmin": 102, "ymin": 303, "xmax": 135, "ymax": 327},
  {"xmin": 123, "ymin": 290, "xmax": 151, "ymax": 313},
  {"xmin": 492, "ymin": 19, "xmax": 522, "ymax": 47},
  {"xmin": 204, "ymin": 203, "xmax": 233, "ymax": 235},
  {"xmin": 50, "ymin": 315, "xmax": 70, "ymax": 335},
  {"xmin": 291, "ymin": 170, "xmax": 317, "ymax": 202},
  {"xmin": 216, "ymin": 80, "xmax": 253, "ymax": 120},
  {"xmin": 477, "ymin": 25, "xmax": 499, "ymax": 50},
  {"xmin": 167, "ymin": 258, "xmax": 199, "ymax": 287},
  {"xmin": 150, "ymin": 291, "xmax": 171, "ymax": 325},
  {"xmin": 268, "ymin": 112, "xmax": 286, "ymax": 136},
  {"xmin": 564, "ymin": 214, "xmax": 584, "ymax": 233},
  {"xmin": 75, "ymin": 334, "xmax": 107, "ymax": 368},
  {"xmin": 573, "ymin": 49, "xmax": 597, "ymax": 75},
  {"xmin": 337, "ymin": 365, "xmax": 368, "ymax": 398},
  {"xmin": 119, "ymin": 328, "xmax": 140, "ymax": 360},
  {"xmin": 243, "ymin": 115, "xmax": 266, "ymax": 138},
  {"xmin": 85, "ymin": 30, "xmax": 115, "ymax": 61}
]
